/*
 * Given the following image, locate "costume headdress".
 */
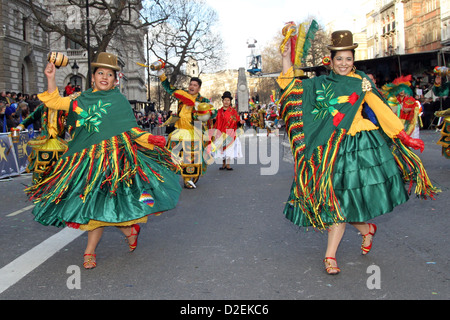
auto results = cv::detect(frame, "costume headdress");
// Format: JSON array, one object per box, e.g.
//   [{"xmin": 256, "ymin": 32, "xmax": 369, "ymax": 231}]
[
  {"xmin": 381, "ymin": 75, "xmax": 414, "ymax": 99},
  {"xmin": 280, "ymin": 20, "xmax": 319, "ymax": 78}
]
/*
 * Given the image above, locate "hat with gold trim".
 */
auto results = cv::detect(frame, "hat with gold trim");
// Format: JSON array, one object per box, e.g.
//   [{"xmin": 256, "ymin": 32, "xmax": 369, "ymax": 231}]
[{"xmin": 327, "ymin": 30, "xmax": 358, "ymax": 51}]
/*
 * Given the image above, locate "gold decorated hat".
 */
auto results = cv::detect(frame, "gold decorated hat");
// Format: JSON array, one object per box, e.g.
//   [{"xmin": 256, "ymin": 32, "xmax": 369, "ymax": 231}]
[
  {"xmin": 327, "ymin": 30, "xmax": 358, "ymax": 51},
  {"xmin": 91, "ymin": 52, "xmax": 120, "ymax": 71}
]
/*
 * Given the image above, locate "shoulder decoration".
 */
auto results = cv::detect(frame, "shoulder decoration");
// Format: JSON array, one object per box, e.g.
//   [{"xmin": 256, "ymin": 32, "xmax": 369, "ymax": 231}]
[
  {"xmin": 362, "ymin": 78, "xmax": 372, "ymax": 92},
  {"xmin": 69, "ymin": 92, "xmax": 82, "ymax": 100}
]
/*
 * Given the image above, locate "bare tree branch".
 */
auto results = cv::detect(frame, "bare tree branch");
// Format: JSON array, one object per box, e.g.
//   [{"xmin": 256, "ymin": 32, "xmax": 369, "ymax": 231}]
[
  {"xmin": 146, "ymin": 0, "xmax": 224, "ymax": 110},
  {"xmin": 27, "ymin": 0, "xmax": 171, "ymax": 61}
]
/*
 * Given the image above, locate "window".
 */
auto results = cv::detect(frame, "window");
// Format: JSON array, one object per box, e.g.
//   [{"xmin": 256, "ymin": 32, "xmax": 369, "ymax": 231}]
[
  {"xmin": 22, "ymin": 18, "xmax": 28, "ymax": 41},
  {"xmin": 66, "ymin": 30, "xmax": 82, "ymax": 49}
]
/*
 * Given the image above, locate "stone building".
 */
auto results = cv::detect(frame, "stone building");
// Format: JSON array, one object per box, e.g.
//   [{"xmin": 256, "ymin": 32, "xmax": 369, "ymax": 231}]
[
  {"xmin": 364, "ymin": 0, "xmax": 445, "ymax": 58},
  {"xmin": 0, "ymin": 0, "xmax": 147, "ymax": 101},
  {"xmin": 0, "ymin": 0, "xmax": 50, "ymax": 95}
]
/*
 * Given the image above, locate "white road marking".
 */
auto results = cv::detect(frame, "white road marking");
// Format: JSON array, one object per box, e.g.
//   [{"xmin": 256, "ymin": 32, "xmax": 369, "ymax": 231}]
[
  {"xmin": 0, "ymin": 228, "xmax": 84, "ymax": 295},
  {"xmin": 6, "ymin": 205, "xmax": 35, "ymax": 217}
]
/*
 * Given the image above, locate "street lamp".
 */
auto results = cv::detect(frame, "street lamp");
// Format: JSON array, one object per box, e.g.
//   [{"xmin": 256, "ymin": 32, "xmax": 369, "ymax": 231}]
[
  {"xmin": 388, "ymin": 44, "xmax": 393, "ymax": 56},
  {"xmin": 72, "ymin": 60, "xmax": 79, "ymax": 85}
]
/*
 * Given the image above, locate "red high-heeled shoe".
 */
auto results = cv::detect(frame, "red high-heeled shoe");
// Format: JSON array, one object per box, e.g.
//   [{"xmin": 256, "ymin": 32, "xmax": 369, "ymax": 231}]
[
  {"xmin": 323, "ymin": 257, "xmax": 340, "ymax": 275},
  {"xmin": 361, "ymin": 223, "xmax": 377, "ymax": 255},
  {"xmin": 83, "ymin": 253, "xmax": 97, "ymax": 269},
  {"xmin": 126, "ymin": 224, "xmax": 141, "ymax": 252}
]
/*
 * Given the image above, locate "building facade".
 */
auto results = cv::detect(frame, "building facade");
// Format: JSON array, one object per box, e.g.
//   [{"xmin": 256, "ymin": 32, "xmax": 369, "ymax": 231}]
[
  {"xmin": 365, "ymin": 0, "xmax": 445, "ymax": 58},
  {"xmin": 0, "ymin": 0, "xmax": 50, "ymax": 95},
  {"xmin": 0, "ymin": 0, "xmax": 147, "ymax": 100}
]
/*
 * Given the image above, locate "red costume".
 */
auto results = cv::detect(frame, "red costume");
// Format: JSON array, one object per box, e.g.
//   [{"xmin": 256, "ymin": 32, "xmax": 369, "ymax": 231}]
[{"xmin": 214, "ymin": 106, "xmax": 239, "ymax": 151}]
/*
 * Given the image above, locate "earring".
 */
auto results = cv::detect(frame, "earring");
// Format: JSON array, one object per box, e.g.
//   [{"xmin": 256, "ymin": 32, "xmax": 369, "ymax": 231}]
[{"xmin": 352, "ymin": 66, "xmax": 356, "ymax": 73}]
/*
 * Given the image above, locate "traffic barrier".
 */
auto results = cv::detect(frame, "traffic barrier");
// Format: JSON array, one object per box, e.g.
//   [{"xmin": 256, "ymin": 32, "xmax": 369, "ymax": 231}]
[{"xmin": 0, "ymin": 131, "xmax": 34, "ymax": 179}]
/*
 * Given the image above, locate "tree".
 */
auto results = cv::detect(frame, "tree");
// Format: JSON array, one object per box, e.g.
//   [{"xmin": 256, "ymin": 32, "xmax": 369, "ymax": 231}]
[
  {"xmin": 28, "ymin": 0, "xmax": 171, "ymax": 85},
  {"xmin": 146, "ymin": 0, "xmax": 224, "ymax": 111}
]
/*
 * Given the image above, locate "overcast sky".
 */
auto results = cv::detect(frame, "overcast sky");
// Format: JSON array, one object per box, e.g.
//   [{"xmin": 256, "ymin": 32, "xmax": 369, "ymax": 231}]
[{"xmin": 204, "ymin": 0, "xmax": 367, "ymax": 69}]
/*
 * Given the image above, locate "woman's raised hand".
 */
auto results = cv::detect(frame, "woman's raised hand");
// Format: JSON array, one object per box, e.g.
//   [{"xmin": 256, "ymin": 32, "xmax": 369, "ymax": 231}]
[
  {"xmin": 44, "ymin": 62, "xmax": 56, "ymax": 79},
  {"xmin": 281, "ymin": 40, "xmax": 291, "ymax": 58},
  {"xmin": 44, "ymin": 62, "xmax": 57, "ymax": 93}
]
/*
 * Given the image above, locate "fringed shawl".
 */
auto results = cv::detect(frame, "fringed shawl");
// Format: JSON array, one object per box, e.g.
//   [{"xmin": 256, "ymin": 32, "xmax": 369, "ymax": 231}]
[{"xmin": 279, "ymin": 71, "xmax": 439, "ymax": 229}]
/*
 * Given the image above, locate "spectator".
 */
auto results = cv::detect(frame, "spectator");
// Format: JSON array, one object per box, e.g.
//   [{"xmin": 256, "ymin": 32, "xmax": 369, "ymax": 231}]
[
  {"xmin": 4, "ymin": 104, "xmax": 19, "ymax": 130},
  {"xmin": 64, "ymin": 83, "xmax": 74, "ymax": 96},
  {"xmin": 0, "ymin": 102, "xmax": 6, "ymax": 132},
  {"xmin": 5, "ymin": 92, "xmax": 12, "ymax": 104},
  {"xmin": 26, "ymin": 94, "xmax": 41, "ymax": 113},
  {"xmin": 1, "ymin": 91, "xmax": 8, "ymax": 104},
  {"xmin": 149, "ymin": 112, "xmax": 158, "ymax": 131}
]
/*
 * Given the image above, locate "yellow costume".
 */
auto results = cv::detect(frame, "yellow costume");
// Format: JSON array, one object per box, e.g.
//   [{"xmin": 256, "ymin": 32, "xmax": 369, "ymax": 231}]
[{"xmin": 159, "ymin": 73, "xmax": 215, "ymax": 188}]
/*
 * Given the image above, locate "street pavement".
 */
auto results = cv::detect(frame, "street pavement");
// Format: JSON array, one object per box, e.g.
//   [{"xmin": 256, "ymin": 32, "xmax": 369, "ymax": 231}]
[{"xmin": 0, "ymin": 129, "xmax": 448, "ymax": 306}]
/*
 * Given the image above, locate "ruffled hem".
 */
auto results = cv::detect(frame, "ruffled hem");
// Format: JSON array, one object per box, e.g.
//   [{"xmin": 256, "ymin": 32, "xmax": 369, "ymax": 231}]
[{"xmin": 66, "ymin": 216, "xmax": 149, "ymax": 231}]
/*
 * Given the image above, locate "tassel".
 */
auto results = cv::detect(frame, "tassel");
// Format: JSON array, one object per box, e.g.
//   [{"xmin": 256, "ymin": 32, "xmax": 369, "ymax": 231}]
[
  {"xmin": 392, "ymin": 138, "xmax": 441, "ymax": 199},
  {"xmin": 290, "ymin": 129, "xmax": 347, "ymax": 229}
]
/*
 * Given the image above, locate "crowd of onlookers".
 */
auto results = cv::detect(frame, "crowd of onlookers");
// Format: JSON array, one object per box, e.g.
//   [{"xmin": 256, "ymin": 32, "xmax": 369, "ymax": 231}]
[
  {"xmin": 1, "ymin": 91, "xmax": 42, "ymax": 133},
  {"xmin": 134, "ymin": 109, "xmax": 175, "ymax": 135},
  {"xmin": 1, "ymin": 87, "xmax": 178, "ymax": 136}
]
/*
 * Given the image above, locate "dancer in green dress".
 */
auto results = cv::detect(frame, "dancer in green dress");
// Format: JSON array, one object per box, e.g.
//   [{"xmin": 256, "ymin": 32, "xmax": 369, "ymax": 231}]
[
  {"xmin": 27, "ymin": 53, "xmax": 181, "ymax": 269},
  {"xmin": 278, "ymin": 29, "xmax": 439, "ymax": 274}
]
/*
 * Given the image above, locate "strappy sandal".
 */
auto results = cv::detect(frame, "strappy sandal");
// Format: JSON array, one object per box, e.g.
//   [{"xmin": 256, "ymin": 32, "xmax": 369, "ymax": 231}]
[
  {"xmin": 323, "ymin": 257, "xmax": 340, "ymax": 275},
  {"xmin": 83, "ymin": 253, "xmax": 97, "ymax": 269},
  {"xmin": 126, "ymin": 224, "xmax": 141, "ymax": 252},
  {"xmin": 361, "ymin": 223, "xmax": 377, "ymax": 255}
]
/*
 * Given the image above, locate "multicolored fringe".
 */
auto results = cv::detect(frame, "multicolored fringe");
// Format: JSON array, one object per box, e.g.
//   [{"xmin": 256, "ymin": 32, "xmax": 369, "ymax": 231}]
[
  {"xmin": 129, "ymin": 127, "xmax": 181, "ymax": 174},
  {"xmin": 280, "ymin": 78, "xmax": 347, "ymax": 229},
  {"xmin": 391, "ymin": 138, "xmax": 441, "ymax": 199},
  {"xmin": 27, "ymin": 130, "xmax": 180, "ymax": 205},
  {"xmin": 290, "ymin": 129, "xmax": 347, "ymax": 229}
]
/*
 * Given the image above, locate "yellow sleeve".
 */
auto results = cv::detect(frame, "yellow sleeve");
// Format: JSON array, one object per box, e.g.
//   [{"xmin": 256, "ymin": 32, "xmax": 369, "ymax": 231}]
[
  {"xmin": 37, "ymin": 88, "xmax": 71, "ymax": 112},
  {"xmin": 364, "ymin": 91, "xmax": 404, "ymax": 138},
  {"xmin": 277, "ymin": 66, "xmax": 294, "ymax": 90}
]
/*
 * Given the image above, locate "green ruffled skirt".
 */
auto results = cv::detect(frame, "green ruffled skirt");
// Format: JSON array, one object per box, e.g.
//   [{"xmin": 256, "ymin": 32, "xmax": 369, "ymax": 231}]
[
  {"xmin": 27, "ymin": 131, "xmax": 181, "ymax": 229},
  {"xmin": 284, "ymin": 130, "xmax": 409, "ymax": 228}
]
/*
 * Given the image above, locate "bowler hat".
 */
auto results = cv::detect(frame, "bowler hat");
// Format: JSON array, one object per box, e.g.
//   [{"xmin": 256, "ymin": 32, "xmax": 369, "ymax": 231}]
[
  {"xmin": 91, "ymin": 52, "xmax": 120, "ymax": 71},
  {"xmin": 327, "ymin": 30, "xmax": 358, "ymax": 51},
  {"xmin": 221, "ymin": 91, "xmax": 233, "ymax": 100}
]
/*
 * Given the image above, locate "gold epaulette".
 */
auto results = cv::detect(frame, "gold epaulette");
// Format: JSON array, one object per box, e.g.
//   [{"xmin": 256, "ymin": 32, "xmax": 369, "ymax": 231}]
[{"xmin": 68, "ymin": 92, "xmax": 82, "ymax": 100}]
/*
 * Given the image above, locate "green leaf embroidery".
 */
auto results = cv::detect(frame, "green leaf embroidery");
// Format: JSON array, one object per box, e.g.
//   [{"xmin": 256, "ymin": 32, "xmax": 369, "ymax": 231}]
[
  {"xmin": 77, "ymin": 100, "xmax": 111, "ymax": 133},
  {"xmin": 312, "ymin": 83, "xmax": 337, "ymax": 121}
]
